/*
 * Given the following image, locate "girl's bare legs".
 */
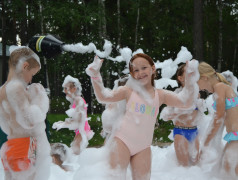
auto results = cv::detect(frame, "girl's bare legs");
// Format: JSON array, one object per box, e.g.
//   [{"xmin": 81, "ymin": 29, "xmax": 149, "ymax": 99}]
[
  {"xmin": 223, "ymin": 141, "xmax": 238, "ymax": 176},
  {"xmin": 191, "ymin": 136, "xmax": 200, "ymax": 165},
  {"xmin": 174, "ymin": 135, "xmax": 189, "ymax": 166},
  {"xmin": 71, "ymin": 133, "xmax": 82, "ymax": 155},
  {"xmin": 109, "ymin": 137, "xmax": 130, "ymax": 179},
  {"xmin": 4, "ymin": 170, "xmax": 11, "ymax": 180},
  {"xmin": 110, "ymin": 137, "xmax": 130, "ymax": 169},
  {"xmin": 130, "ymin": 147, "xmax": 151, "ymax": 180}
]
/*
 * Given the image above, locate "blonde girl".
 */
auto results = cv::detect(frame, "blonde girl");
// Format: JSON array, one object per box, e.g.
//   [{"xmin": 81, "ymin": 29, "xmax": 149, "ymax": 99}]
[{"xmin": 198, "ymin": 62, "xmax": 238, "ymax": 178}]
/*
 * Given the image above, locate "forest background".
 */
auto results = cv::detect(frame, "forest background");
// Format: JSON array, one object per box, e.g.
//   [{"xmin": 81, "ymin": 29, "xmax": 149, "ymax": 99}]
[{"xmin": 0, "ymin": 0, "xmax": 237, "ymax": 146}]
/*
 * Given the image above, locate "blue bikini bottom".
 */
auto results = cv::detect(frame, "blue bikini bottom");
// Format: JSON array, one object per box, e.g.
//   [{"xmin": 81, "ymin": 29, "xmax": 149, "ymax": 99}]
[{"xmin": 173, "ymin": 126, "xmax": 198, "ymax": 142}]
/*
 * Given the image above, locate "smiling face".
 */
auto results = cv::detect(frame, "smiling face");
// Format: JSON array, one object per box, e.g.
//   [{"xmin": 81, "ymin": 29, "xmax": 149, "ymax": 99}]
[{"xmin": 130, "ymin": 57, "xmax": 155, "ymax": 86}]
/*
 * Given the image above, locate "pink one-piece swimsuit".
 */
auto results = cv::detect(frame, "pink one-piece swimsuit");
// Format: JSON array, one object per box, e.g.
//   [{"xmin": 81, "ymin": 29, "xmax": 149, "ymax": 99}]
[
  {"xmin": 73, "ymin": 98, "xmax": 91, "ymax": 135},
  {"xmin": 114, "ymin": 90, "xmax": 160, "ymax": 156}
]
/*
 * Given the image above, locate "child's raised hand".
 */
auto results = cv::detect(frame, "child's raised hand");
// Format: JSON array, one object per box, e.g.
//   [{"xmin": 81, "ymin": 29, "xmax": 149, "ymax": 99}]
[
  {"xmin": 185, "ymin": 59, "xmax": 199, "ymax": 84},
  {"xmin": 52, "ymin": 121, "xmax": 65, "ymax": 131},
  {"xmin": 86, "ymin": 56, "xmax": 103, "ymax": 78}
]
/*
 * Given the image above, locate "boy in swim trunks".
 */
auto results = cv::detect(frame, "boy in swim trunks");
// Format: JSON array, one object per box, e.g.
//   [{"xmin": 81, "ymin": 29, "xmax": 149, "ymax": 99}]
[{"xmin": 0, "ymin": 46, "xmax": 51, "ymax": 180}]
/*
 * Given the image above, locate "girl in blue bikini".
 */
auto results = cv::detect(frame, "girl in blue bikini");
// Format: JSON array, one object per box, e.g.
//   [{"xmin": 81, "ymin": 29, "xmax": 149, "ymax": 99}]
[
  {"xmin": 161, "ymin": 63, "xmax": 202, "ymax": 166},
  {"xmin": 198, "ymin": 62, "xmax": 238, "ymax": 178}
]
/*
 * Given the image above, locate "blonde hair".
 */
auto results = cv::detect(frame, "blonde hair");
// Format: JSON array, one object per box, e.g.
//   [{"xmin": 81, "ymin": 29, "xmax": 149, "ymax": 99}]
[
  {"xmin": 198, "ymin": 62, "xmax": 230, "ymax": 85},
  {"xmin": 9, "ymin": 47, "xmax": 40, "ymax": 70}
]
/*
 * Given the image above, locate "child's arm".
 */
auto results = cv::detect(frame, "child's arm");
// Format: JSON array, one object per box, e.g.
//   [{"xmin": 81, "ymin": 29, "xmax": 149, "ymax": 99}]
[
  {"xmin": 160, "ymin": 60, "xmax": 199, "ymax": 109},
  {"xmin": 53, "ymin": 119, "xmax": 82, "ymax": 131},
  {"xmin": 6, "ymin": 81, "xmax": 49, "ymax": 129},
  {"xmin": 86, "ymin": 56, "xmax": 128, "ymax": 103},
  {"xmin": 28, "ymin": 83, "xmax": 49, "ymax": 114},
  {"xmin": 160, "ymin": 106, "xmax": 176, "ymax": 121},
  {"xmin": 204, "ymin": 83, "xmax": 225, "ymax": 146}
]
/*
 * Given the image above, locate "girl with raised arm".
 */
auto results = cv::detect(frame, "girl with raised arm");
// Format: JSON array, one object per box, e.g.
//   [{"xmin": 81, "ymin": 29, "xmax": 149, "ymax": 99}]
[{"xmin": 86, "ymin": 53, "xmax": 199, "ymax": 180}]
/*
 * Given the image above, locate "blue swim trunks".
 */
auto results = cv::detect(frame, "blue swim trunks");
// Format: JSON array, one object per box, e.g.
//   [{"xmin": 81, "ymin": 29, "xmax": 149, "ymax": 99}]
[
  {"xmin": 224, "ymin": 132, "xmax": 238, "ymax": 143},
  {"xmin": 173, "ymin": 126, "xmax": 198, "ymax": 142}
]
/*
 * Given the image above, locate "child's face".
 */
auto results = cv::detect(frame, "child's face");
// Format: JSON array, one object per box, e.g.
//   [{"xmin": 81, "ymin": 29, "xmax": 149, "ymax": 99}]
[
  {"xmin": 131, "ymin": 57, "xmax": 155, "ymax": 85},
  {"xmin": 197, "ymin": 76, "xmax": 213, "ymax": 93},
  {"xmin": 22, "ymin": 63, "xmax": 40, "ymax": 84},
  {"xmin": 63, "ymin": 83, "xmax": 76, "ymax": 98}
]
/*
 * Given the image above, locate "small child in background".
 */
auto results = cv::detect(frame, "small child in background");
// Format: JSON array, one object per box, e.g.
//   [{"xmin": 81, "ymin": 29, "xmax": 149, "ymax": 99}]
[
  {"xmin": 101, "ymin": 75, "xmax": 129, "ymax": 142},
  {"xmin": 50, "ymin": 143, "xmax": 72, "ymax": 171},
  {"xmin": 52, "ymin": 75, "xmax": 94, "ymax": 155}
]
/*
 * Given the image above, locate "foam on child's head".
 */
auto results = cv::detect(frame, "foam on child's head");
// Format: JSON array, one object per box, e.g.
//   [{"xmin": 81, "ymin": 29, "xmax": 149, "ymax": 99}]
[
  {"xmin": 50, "ymin": 143, "xmax": 68, "ymax": 162},
  {"xmin": 62, "ymin": 75, "xmax": 82, "ymax": 96},
  {"xmin": 9, "ymin": 46, "xmax": 41, "ymax": 71}
]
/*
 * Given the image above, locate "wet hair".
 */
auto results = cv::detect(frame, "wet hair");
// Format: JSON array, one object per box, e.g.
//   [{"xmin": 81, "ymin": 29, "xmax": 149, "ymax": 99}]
[
  {"xmin": 62, "ymin": 75, "xmax": 82, "ymax": 96},
  {"xmin": 117, "ymin": 74, "xmax": 129, "ymax": 86},
  {"xmin": 198, "ymin": 62, "xmax": 230, "ymax": 85},
  {"xmin": 50, "ymin": 143, "xmax": 67, "ymax": 162},
  {"xmin": 176, "ymin": 63, "xmax": 186, "ymax": 87},
  {"xmin": 129, "ymin": 53, "xmax": 157, "ymax": 86},
  {"xmin": 9, "ymin": 47, "xmax": 40, "ymax": 70}
]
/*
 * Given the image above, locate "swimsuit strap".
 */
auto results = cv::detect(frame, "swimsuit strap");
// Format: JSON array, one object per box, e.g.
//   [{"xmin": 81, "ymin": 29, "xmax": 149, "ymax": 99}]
[{"xmin": 72, "ymin": 101, "xmax": 76, "ymax": 109}]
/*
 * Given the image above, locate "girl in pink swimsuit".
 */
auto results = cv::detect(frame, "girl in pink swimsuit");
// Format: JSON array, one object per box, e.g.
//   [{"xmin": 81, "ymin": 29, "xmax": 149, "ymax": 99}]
[
  {"xmin": 53, "ymin": 75, "xmax": 94, "ymax": 155},
  {"xmin": 86, "ymin": 54, "xmax": 199, "ymax": 179}
]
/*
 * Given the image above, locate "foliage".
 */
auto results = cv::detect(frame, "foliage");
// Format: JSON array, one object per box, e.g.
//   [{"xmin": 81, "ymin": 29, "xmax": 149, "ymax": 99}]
[
  {"xmin": 153, "ymin": 119, "xmax": 174, "ymax": 143},
  {"xmin": 1, "ymin": 0, "xmax": 237, "ymax": 113},
  {"xmin": 47, "ymin": 113, "xmax": 104, "ymax": 147}
]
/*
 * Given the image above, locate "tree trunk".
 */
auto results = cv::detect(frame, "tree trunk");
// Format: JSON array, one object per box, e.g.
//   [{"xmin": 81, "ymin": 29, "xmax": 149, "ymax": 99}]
[
  {"xmin": 1, "ymin": 0, "xmax": 7, "ymax": 85},
  {"xmin": 193, "ymin": 0, "xmax": 204, "ymax": 61},
  {"xmin": 98, "ymin": 0, "xmax": 107, "ymax": 39},
  {"xmin": 117, "ymin": 0, "xmax": 121, "ymax": 47},
  {"xmin": 19, "ymin": 0, "xmax": 28, "ymax": 45},
  {"xmin": 232, "ymin": 24, "xmax": 237, "ymax": 73},
  {"xmin": 39, "ymin": 1, "xmax": 51, "ymax": 100},
  {"xmin": 134, "ymin": 0, "xmax": 140, "ymax": 49},
  {"xmin": 233, "ymin": 45, "xmax": 237, "ymax": 73},
  {"xmin": 97, "ymin": 0, "xmax": 108, "ymax": 113},
  {"xmin": 217, "ymin": 0, "xmax": 223, "ymax": 72}
]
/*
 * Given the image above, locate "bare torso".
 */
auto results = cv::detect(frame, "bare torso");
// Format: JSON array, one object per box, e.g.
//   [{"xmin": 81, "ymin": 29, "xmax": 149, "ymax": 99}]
[{"xmin": 216, "ymin": 83, "xmax": 238, "ymax": 133}]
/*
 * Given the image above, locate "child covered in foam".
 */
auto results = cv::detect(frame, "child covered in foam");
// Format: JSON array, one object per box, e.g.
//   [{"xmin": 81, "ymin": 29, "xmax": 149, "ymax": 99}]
[
  {"xmin": 50, "ymin": 143, "xmax": 73, "ymax": 171},
  {"xmin": 101, "ymin": 75, "xmax": 129, "ymax": 143},
  {"xmin": 52, "ymin": 75, "xmax": 94, "ymax": 155},
  {"xmin": 0, "ymin": 46, "xmax": 51, "ymax": 180}
]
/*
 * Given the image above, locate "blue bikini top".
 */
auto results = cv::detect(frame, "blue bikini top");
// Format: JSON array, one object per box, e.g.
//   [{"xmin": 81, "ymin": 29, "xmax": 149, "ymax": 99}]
[{"xmin": 212, "ymin": 96, "xmax": 238, "ymax": 110}]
